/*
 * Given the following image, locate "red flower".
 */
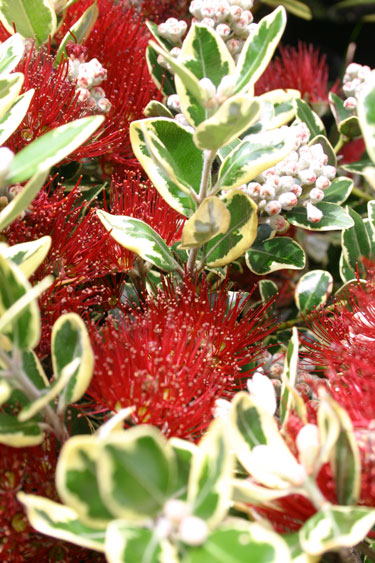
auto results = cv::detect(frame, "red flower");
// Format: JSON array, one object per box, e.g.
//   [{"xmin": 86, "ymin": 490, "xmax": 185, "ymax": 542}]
[
  {"xmin": 0, "ymin": 439, "xmax": 103, "ymax": 561},
  {"xmin": 87, "ymin": 276, "xmax": 276, "ymax": 440},
  {"xmin": 255, "ymin": 41, "xmax": 337, "ymax": 114}
]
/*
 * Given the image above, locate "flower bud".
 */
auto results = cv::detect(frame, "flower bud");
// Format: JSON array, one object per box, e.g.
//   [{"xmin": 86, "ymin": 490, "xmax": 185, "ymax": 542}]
[
  {"xmin": 164, "ymin": 499, "xmax": 189, "ymax": 523},
  {"xmin": 343, "ymin": 96, "xmax": 357, "ymax": 110},
  {"xmin": 179, "ymin": 516, "xmax": 209, "ymax": 546},
  {"xmin": 0, "ymin": 148, "xmax": 15, "ymax": 185},
  {"xmin": 278, "ymin": 192, "xmax": 298, "ymax": 210},
  {"xmin": 345, "ymin": 62, "xmax": 362, "ymax": 79},
  {"xmin": 247, "ymin": 373, "xmax": 277, "ymax": 416},
  {"xmin": 309, "ymin": 187, "xmax": 325, "ymax": 203},
  {"xmin": 321, "ymin": 165, "xmax": 336, "ymax": 180},
  {"xmin": 315, "ymin": 176, "xmax": 331, "ymax": 190},
  {"xmin": 296, "ymin": 424, "xmax": 320, "ymax": 474},
  {"xmin": 213, "ymin": 398, "xmax": 232, "ymax": 419},
  {"xmin": 216, "ymin": 23, "xmax": 231, "ymax": 37},
  {"xmin": 265, "ymin": 200, "xmax": 282, "ymax": 216},
  {"xmin": 189, "ymin": 0, "xmax": 203, "ymax": 17},
  {"xmin": 306, "ymin": 202, "xmax": 323, "ymax": 223},
  {"xmin": 167, "ymin": 94, "xmax": 181, "ymax": 112},
  {"xmin": 217, "ymin": 74, "xmax": 236, "ymax": 99}
]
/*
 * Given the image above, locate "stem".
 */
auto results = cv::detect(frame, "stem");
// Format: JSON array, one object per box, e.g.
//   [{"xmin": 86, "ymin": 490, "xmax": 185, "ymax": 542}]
[
  {"xmin": 187, "ymin": 150, "xmax": 216, "ymax": 276},
  {"xmin": 351, "ymin": 186, "xmax": 373, "ymax": 202},
  {"xmin": 1, "ymin": 349, "xmax": 68, "ymax": 443},
  {"xmin": 302, "ymin": 476, "xmax": 330, "ymax": 511},
  {"xmin": 334, "ymin": 135, "xmax": 347, "ymax": 155}
]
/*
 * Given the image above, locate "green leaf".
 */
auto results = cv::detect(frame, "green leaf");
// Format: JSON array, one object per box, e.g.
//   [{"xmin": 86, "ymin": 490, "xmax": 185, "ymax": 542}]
[
  {"xmin": 333, "ymin": 0, "xmax": 375, "ymax": 10},
  {"xmin": 299, "ymin": 506, "xmax": 375, "ymax": 556},
  {"xmin": 286, "ymin": 202, "xmax": 354, "ymax": 231},
  {"xmin": 169, "ymin": 438, "xmax": 196, "ymax": 500},
  {"xmin": 52, "ymin": 312, "xmax": 94, "ymax": 412},
  {"xmin": 0, "ymin": 254, "xmax": 40, "ymax": 349},
  {"xmin": 261, "ymin": 0, "xmax": 312, "ymax": 20},
  {"xmin": 204, "ymin": 190, "xmax": 258, "ymax": 267},
  {"xmin": 280, "ymin": 327, "xmax": 299, "ymax": 427},
  {"xmin": 185, "ymin": 521, "xmax": 292, "ymax": 563},
  {"xmin": 295, "ymin": 98, "xmax": 325, "ymax": 137},
  {"xmin": 174, "ymin": 23, "xmax": 235, "ymax": 127},
  {"xmin": 194, "ymin": 97, "xmax": 260, "ymax": 151},
  {"xmin": 55, "ymin": 1, "xmax": 98, "ymax": 65},
  {"xmin": 181, "ymin": 196, "xmax": 231, "ymax": 249},
  {"xmin": 339, "ymin": 116, "xmax": 361, "ymax": 139},
  {"xmin": 18, "ymin": 493, "xmax": 106, "ymax": 552},
  {"xmin": 308, "ymin": 135, "xmax": 336, "ymax": 167},
  {"xmin": 339, "ymin": 252, "xmax": 356, "ymax": 283},
  {"xmin": 56, "ymin": 435, "xmax": 113, "ymax": 528},
  {"xmin": 218, "ymin": 128, "xmax": 295, "ymax": 190},
  {"xmin": 295, "ymin": 270, "xmax": 333, "ymax": 312},
  {"xmin": 258, "ymin": 279, "xmax": 278, "ymax": 303},
  {"xmin": 97, "ymin": 210, "xmax": 179, "ymax": 272},
  {"xmin": 143, "ymin": 100, "xmax": 173, "ymax": 119},
  {"xmin": 130, "ymin": 118, "xmax": 203, "ymax": 216},
  {"xmin": 357, "ymin": 71, "xmax": 375, "ymax": 163},
  {"xmin": 0, "ymin": 412, "xmax": 44, "ymax": 446},
  {"xmin": 341, "ymin": 207, "xmax": 372, "ymax": 278},
  {"xmin": 246, "ymin": 237, "xmax": 305, "ymax": 275},
  {"xmin": 146, "ymin": 46, "xmax": 175, "ymax": 97},
  {"xmin": 0, "ymin": 33, "xmax": 25, "ymax": 77},
  {"xmin": 188, "ymin": 420, "xmax": 233, "ymax": 527},
  {"xmin": 0, "ymin": 88, "xmax": 34, "ymax": 145},
  {"xmin": 0, "ymin": 72, "xmax": 24, "ymax": 118},
  {"xmin": 105, "ymin": 521, "xmax": 178, "ymax": 563},
  {"xmin": 0, "ymin": 168, "xmax": 49, "ymax": 231},
  {"xmin": 342, "ymin": 157, "xmax": 375, "ymax": 175},
  {"xmin": 0, "ymin": 235, "xmax": 51, "ymax": 278},
  {"xmin": 329, "ymin": 92, "xmax": 352, "ymax": 125},
  {"xmin": 233, "ymin": 7, "xmax": 287, "ymax": 95},
  {"xmin": 6, "ymin": 115, "xmax": 104, "ymax": 184},
  {"xmin": 0, "ymin": 0, "xmax": 57, "ymax": 46},
  {"xmin": 323, "ymin": 177, "xmax": 353, "ymax": 204},
  {"xmin": 97, "ymin": 426, "xmax": 176, "ymax": 521}
]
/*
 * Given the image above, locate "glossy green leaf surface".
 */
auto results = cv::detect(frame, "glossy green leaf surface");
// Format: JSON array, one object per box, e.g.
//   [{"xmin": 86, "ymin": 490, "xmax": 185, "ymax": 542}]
[
  {"xmin": 0, "ymin": 0, "xmax": 57, "ymax": 46},
  {"xmin": 286, "ymin": 202, "xmax": 354, "ymax": 231},
  {"xmin": 246, "ymin": 237, "xmax": 305, "ymax": 275},
  {"xmin": 295, "ymin": 270, "xmax": 333, "ymax": 312}
]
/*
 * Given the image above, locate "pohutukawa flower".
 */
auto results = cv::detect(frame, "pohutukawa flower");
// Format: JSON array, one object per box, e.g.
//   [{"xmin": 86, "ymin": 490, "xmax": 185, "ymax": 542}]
[
  {"xmin": 255, "ymin": 41, "xmax": 337, "ymax": 115},
  {"xmin": 87, "ymin": 276, "xmax": 277, "ymax": 439}
]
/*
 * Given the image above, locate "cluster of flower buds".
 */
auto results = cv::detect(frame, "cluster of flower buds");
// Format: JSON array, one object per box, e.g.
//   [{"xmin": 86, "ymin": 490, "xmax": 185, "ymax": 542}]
[
  {"xmin": 66, "ymin": 42, "xmax": 111, "ymax": 114},
  {"xmin": 190, "ymin": 0, "xmax": 255, "ymax": 60},
  {"xmin": 241, "ymin": 123, "xmax": 336, "ymax": 230},
  {"xmin": 155, "ymin": 499, "xmax": 208, "ymax": 546},
  {"xmin": 158, "ymin": 18, "xmax": 188, "ymax": 45},
  {"xmin": 342, "ymin": 62, "xmax": 373, "ymax": 111}
]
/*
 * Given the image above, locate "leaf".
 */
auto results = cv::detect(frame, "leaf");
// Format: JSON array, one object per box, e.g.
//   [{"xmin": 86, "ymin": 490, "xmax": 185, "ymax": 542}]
[
  {"xmin": 342, "ymin": 157, "xmax": 375, "ymax": 175},
  {"xmin": 174, "ymin": 23, "xmax": 235, "ymax": 127},
  {"xmin": 295, "ymin": 99, "xmax": 325, "ymax": 137},
  {"xmin": 218, "ymin": 127, "xmax": 295, "ymax": 190},
  {"xmin": 280, "ymin": 328, "xmax": 299, "ymax": 427},
  {"xmin": 52, "ymin": 313, "xmax": 94, "ymax": 412},
  {"xmin": 143, "ymin": 100, "xmax": 173, "ymax": 119},
  {"xmin": 0, "ymin": 254, "xmax": 40, "ymax": 349},
  {"xmin": 55, "ymin": 1, "xmax": 98, "ymax": 65},
  {"xmin": 56, "ymin": 435, "xmax": 113, "ymax": 528},
  {"xmin": 188, "ymin": 420, "xmax": 233, "ymax": 527},
  {"xmin": 97, "ymin": 426, "xmax": 176, "ymax": 521},
  {"xmin": 0, "ymin": 72, "xmax": 24, "ymax": 118},
  {"xmin": 0, "ymin": 33, "xmax": 25, "ymax": 77},
  {"xmin": 105, "ymin": 521, "xmax": 178, "ymax": 563},
  {"xmin": 204, "ymin": 190, "xmax": 258, "ymax": 268},
  {"xmin": 323, "ymin": 177, "xmax": 353, "ymax": 204},
  {"xmin": 258, "ymin": 279, "xmax": 278, "ymax": 303},
  {"xmin": 194, "ymin": 97, "xmax": 260, "ymax": 151},
  {"xmin": 341, "ymin": 207, "xmax": 372, "ymax": 278},
  {"xmin": 130, "ymin": 118, "xmax": 203, "ymax": 216},
  {"xmin": 185, "ymin": 521, "xmax": 292, "ymax": 563},
  {"xmin": 256, "ymin": 89, "xmax": 301, "ymax": 129},
  {"xmin": 0, "ymin": 168, "xmax": 49, "ymax": 231},
  {"xmin": 261, "ymin": 0, "xmax": 312, "ymax": 20},
  {"xmin": 146, "ymin": 46, "xmax": 175, "ymax": 97},
  {"xmin": 286, "ymin": 202, "xmax": 354, "ymax": 231},
  {"xmin": 339, "ymin": 252, "xmax": 356, "ymax": 283},
  {"xmin": 295, "ymin": 270, "xmax": 333, "ymax": 312},
  {"xmin": 246, "ymin": 237, "xmax": 305, "ymax": 275},
  {"xmin": 329, "ymin": 92, "xmax": 352, "ymax": 125},
  {"xmin": 357, "ymin": 71, "xmax": 375, "ymax": 163},
  {"xmin": 0, "ymin": 0, "xmax": 57, "ymax": 46},
  {"xmin": 6, "ymin": 115, "xmax": 104, "ymax": 184},
  {"xmin": 20, "ymin": 349, "xmax": 49, "ymax": 390},
  {"xmin": 0, "ymin": 235, "xmax": 51, "ymax": 278},
  {"xmin": 0, "ymin": 88, "xmax": 34, "ymax": 145},
  {"xmin": 18, "ymin": 493, "xmax": 106, "ymax": 552},
  {"xmin": 0, "ymin": 412, "xmax": 44, "ymax": 446},
  {"xmin": 299, "ymin": 506, "xmax": 375, "ymax": 556},
  {"xmin": 180, "ymin": 197, "xmax": 231, "ymax": 249},
  {"xmin": 169, "ymin": 438, "xmax": 196, "ymax": 500},
  {"xmin": 233, "ymin": 7, "xmax": 287, "ymax": 95},
  {"xmin": 97, "ymin": 210, "xmax": 179, "ymax": 272},
  {"xmin": 339, "ymin": 116, "xmax": 361, "ymax": 138},
  {"xmin": 308, "ymin": 135, "xmax": 336, "ymax": 167},
  {"xmin": 145, "ymin": 20, "xmax": 173, "ymax": 51},
  {"xmin": 232, "ymin": 478, "xmax": 293, "ymax": 505}
]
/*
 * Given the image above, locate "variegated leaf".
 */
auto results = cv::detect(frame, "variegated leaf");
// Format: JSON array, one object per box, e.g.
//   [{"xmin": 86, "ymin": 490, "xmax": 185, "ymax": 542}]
[
  {"xmin": 180, "ymin": 196, "xmax": 230, "ymax": 249},
  {"xmin": 0, "ymin": 88, "xmax": 34, "ymax": 145},
  {"xmin": 0, "ymin": 33, "xmax": 25, "ymax": 77},
  {"xmin": 257, "ymin": 89, "xmax": 300, "ymax": 129},
  {"xmin": 203, "ymin": 190, "xmax": 258, "ymax": 267},
  {"xmin": 280, "ymin": 328, "xmax": 299, "ymax": 427},
  {"xmin": 295, "ymin": 270, "xmax": 333, "ymax": 312},
  {"xmin": 323, "ymin": 177, "xmax": 353, "ymax": 205},
  {"xmin": 246, "ymin": 237, "xmax": 305, "ymax": 275},
  {"xmin": 0, "ymin": 73, "xmax": 24, "ymax": 118},
  {"xmin": 55, "ymin": 1, "xmax": 98, "ymax": 65},
  {"xmin": 295, "ymin": 98, "xmax": 325, "ymax": 137},
  {"xmin": 357, "ymin": 70, "xmax": 375, "ymax": 162},
  {"xmin": 0, "ymin": 236, "xmax": 51, "ymax": 278},
  {"xmin": 286, "ymin": 203, "xmax": 354, "ymax": 231},
  {"xmin": 97, "ymin": 210, "xmax": 179, "ymax": 272},
  {"xmin": 0, "ymin": 0, "xmax": 57, "ymax": 46},
  {"xmin": 0, "ymin": 412, "xmax": 44, "ymax": 446},
  {"xmin": 341, "ymin": 206, "xmax": 372, "ymax": 278}
]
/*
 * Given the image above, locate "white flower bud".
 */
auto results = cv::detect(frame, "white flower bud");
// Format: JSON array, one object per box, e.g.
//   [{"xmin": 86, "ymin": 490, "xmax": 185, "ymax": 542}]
[
  {"xmin": 226, "ymin": 38, "xmax": 241, "ymax": 55},
  {"xmin": 164, "ymin": 499, "xmax": 189, "ymax": 523},
  {"xmin": 213, "ymin": 398, "xmax": 232, "ymax": 419},
  {"xmin": 214, "ymin": 0, "xmax": 230, "ymax": 21},
  {"xmin": 279, "ymin": 176, "xmax": 295, "ymax": 191},
  {"xmin": 296, "ymin": 424, "xmax": 320, "ymax": 474},
  {"xmin": 290, "ymin": 183, "xmax": 302, "ymax": 197},
  {"xmin": 241, "ymin": 10, "xmax": 253, "ymax": 24},
  {"xmin": 321, "ymin": 165, "xmax": 336, "ymax": 180},
  {"xmin": 189, "ymin": 0, "xmax": 203, "ymax": 17},
  {"xmin": 170, "ymin": 47, "xmax": 181, "ymax": 58},
  {"xmin": 200, "ymin": 16, "xmax": 215, "ymax": 27},
  {"xmin": 309, "ymin": 187, "xmax": 325, "ymax": 203},
  {"xmin": 229, "ymin": 4, "xmax": 242, "ymax": 20},
  {"xmin": 167, "ymin": 94, "xmax": 181, "ymax": 112},
  {"xmin": 268, "ymin": 214, "xmax": 288, "ymax": 233},
  {"xmin": 216, "ymin": 23, "xmax": 231, "ymax": 37},
  {"xmin": 298, "ymin": 168, "xmax": 317, "ymax": 185},
  {"xmin": 343, "ymin": 96, "xmax": 357, "ymax": 110},
  {"xmin": 0, "ymin": 147, "xmax": 14, "ymax": 185},
  {"xmin": 315, "ymin": 176, "xmax": 331, "ymax": 190},
  {"xmin": 278, "ymin": 192, "xmax": 298, "ymax": 210},
  {"xmin": 245, "ymin": 182, "xmax": 261, "ymax": 200},
  {"xmin": 306, "ymin": 202, "xmax": 323, "ymax": 223},
  {"xmin": 260, "ymin": 184, "xmax": 276, "ymax": 200},
  {"xmin": 345, "ymin": 62, "xmax": 362, "ymax": 79},
  {"xmin": 217, "ymin": 74, "xmax": 236, "ymax": 99},
  {"xmin": 155, "ymin": 516, "xmax": 173, "ymax": 539},
  {"xmin": 240, "ymin": 0, "xmax": 253, "ymax": 8},
  {"xmin": 179, "ymin": 516, "xmax": 209, "ymax": 546},
  {"xmin": 265, "ymin": 200, "xmax": 282, "ymax": 216},
  {"xmin": 247, "ymin": 373, "xmax": 277, "ymax": 416},
  {"xmin": 199, "ymin": 77, "xmax": 217, "ymax": 100}
]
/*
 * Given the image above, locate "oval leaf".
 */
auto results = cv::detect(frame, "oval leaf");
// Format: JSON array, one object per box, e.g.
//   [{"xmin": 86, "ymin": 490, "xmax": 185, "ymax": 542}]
[
  {"xmin": 181, "ymin": 196, "xmax": 230, "ymax": 249},
  {"xmin": 295, "ymin": 270, "xmax": 333, "ymax": 312},
  {"xmin": 323, "ymin": 177, "xmax": 353, "ymax": 204},
  {"xmin": 0, "ymin": 235, "xmax": 51, "ymax": 278},
  {"xmin": 286, "ymin": 202, "xmax": 354, "ymax": 231},
  {"xmin": 0, "ymin": 412, "xmax": 44, "ymax": 446},
  {"xmin": 0, "ymin": 88, "xmax": 34, "ymax": 145},
  {"xmin": 0, "ymin": 72, "xmax": 24, "ymax": 118},
  {"xmin": 246, "ymin": 237, "xmax": 305, "ymax": 275},
  {"xmin": 357, "ymin": 71, "xmax": 375, "ymax": 163},
  {"xmin": 97, "ymin": 210, "xmax": 179, "ymax": 272},
  {"xmin": 0, "ymin": 33, "xmax": 25, "ymax": 77},
  {"xmin": 0, "ymin": 0, "xmax": 57, "ymax": 46}
]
